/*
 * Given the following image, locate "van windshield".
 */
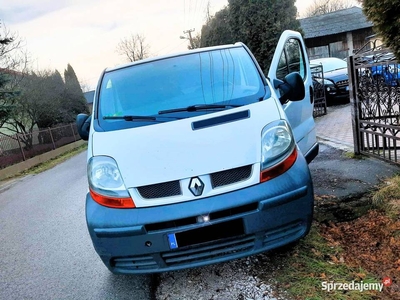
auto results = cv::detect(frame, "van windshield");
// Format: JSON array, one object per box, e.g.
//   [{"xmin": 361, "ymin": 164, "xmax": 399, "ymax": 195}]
[{"xmin": 97, "ymin": 46, "xmax": 266, "ymax": 128}]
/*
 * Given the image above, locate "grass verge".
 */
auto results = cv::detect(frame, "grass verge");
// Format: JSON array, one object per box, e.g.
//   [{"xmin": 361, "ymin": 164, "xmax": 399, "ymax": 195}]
[
  {"xmin": 343, "ymin": 151, "xmax": 364, "ymax": 160},
  {"xmin": 372, "ymin": 174, "xmax": 400, "ymax": 219},
  {"xmin": 258, "ymin": 175, "xmax": 400, "ymax": 299},
  {"xmin": 10, "ymin": 143, "xmax": 88, "ymax": 179},
  {"xmin": 268, "ymin": 226, "xmax": 380, "ymax": 300}
]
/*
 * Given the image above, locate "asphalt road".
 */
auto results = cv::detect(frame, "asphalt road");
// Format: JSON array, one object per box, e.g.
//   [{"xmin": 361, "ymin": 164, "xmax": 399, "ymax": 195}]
[
  {"xmin": 0, "ymin": 151, "xmax": 154, "ymax": 300},
  {"xmin": 2, "ymin": 143, "xmax": 398, "ymax": 300}
]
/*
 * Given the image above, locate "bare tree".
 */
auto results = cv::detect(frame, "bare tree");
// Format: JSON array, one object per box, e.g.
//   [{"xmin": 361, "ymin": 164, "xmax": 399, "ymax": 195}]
[
  {"xmin": 1, "ymin": 66, "xmax": 87, "ymax": 147},
  {"xmin": 0, "ymin": 22, "xmax": 29, "ymax": 73},
  {"xmin": 0, "ymin": 21, "xmax": 29, "ymax": 128},
  {"xmin": 1, "ymin": 69, "xmax": 57, "ymax": 147},
  {"xmin": 116, "ymin": 33, "xmax": 150, "ymax": 62},
  {"xmin": 303, "ymin": 0, "xmax": 357, "ymax": 17},
  {"xmin": 205, "ymin": 1, "xmax": 212, "ymax": 23}
]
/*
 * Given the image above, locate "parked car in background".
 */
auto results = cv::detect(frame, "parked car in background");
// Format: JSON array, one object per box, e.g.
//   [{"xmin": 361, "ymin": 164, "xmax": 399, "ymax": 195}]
[
  {"xmin": 369, "ymin": 61, "xmax": 400, "ymax": 87},
  {"xmin": 310, "ymin": 57, "xmax": 349, "ymax": 105},
  {"xmin": 358, "ymin": 52, "xmax": 399, "ymax": 87}
]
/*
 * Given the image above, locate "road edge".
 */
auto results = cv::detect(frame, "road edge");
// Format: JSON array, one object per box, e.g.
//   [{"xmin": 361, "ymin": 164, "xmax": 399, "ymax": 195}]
[{"xmin": 0, "ymin": 140, "xmax": 86, "ymax": 181}]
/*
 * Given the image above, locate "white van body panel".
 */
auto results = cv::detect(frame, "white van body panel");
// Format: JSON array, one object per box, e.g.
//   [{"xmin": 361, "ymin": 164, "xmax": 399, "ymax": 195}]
[
  {"xmin": 92, "ymin": 99, "xmax": 282, "ymax": 207},
  {"xmin": 268, "ymin": 30, "xmax": 317, "ymax": 157}
]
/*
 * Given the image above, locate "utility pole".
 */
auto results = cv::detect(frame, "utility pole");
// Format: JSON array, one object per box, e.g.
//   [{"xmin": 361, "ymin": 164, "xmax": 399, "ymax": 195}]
[{"xmin": 180, "ymin": 28, "xmax": 195, "ymax": 49}]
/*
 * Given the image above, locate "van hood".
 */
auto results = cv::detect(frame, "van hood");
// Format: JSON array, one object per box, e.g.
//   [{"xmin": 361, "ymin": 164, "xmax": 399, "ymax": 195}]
[{"xmin": 91, "ymin": 100, "xmax": 282, "ymax": 188}]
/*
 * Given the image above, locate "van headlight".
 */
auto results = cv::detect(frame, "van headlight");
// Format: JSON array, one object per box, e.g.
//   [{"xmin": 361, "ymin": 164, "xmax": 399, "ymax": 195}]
[
  {"xmin": 88, "ymin": 156, "xmax": 135, "ymax": 208},
  {"xmin": 260, "ymin": 120, "xmax": 297, "ymax": 182}
]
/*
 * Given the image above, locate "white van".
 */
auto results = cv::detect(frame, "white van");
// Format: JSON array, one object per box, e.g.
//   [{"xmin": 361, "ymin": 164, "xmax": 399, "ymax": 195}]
[{"xmin": 77, "ymin": 30, "xmax": 318, "ymax": 274}]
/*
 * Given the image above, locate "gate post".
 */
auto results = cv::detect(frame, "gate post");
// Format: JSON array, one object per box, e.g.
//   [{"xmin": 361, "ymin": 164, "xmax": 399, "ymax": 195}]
[{"xmin": 348, "ymin": 55, "xmax": 361, "ymax": 154}]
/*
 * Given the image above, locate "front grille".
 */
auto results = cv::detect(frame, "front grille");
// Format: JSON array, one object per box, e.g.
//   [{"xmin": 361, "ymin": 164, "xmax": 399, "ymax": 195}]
[
  {"xmin": 161, "ymin": 235, "xmax": 255, "ymax": 266},
  {"xmin": 336, "ymin": 79, "xmax": 349, "ymax": 87},
  {"xmin": 210, "ymin": 165, "xmax": 252, "ymax": 188},
  {"xmin": 137, "ymin": 165, "xmax": 252, "ymax": 200},
  {"xmin": 137, "ymin": 180, "xmax": 182, "ymax": 199},
  {"xmin": 111, "ymin": 235, "xmax": 255, "ymax": 271},
  {"xmin": 110, "ymin": 221, "xmax": 306, "ymax": 272},
  {"xmin": 112, "ymin": 255, "xmax": 157, "ymax": 270}
]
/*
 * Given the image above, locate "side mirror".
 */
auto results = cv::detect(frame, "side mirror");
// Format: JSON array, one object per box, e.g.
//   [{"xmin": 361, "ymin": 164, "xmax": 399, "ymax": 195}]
[
  {"xmin": 273, "ymin": 72, "xmax": 305, "ymax": 104},
  {"xmin": 76, "ymin": 113, "xmax": 91, "ymax": 141}
]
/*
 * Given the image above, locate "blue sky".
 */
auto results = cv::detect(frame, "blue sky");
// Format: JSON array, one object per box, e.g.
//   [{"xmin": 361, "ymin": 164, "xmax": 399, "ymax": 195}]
[{"xmin": 1, "ymin": 0, "xmax": 312, "ymax": 90}]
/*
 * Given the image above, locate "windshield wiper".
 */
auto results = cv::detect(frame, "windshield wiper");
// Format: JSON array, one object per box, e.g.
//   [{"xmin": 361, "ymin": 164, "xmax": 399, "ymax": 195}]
[
  {"xmin": 103, "ymin": 115, "xmax": 157, "ymax": 121},
  {"xmin": 158, "ymin": 104, "xmax": 240, "ymax": 115}
]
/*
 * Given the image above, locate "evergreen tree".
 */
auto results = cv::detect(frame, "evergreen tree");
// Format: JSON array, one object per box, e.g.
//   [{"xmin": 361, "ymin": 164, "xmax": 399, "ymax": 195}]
[
  {"xmin": 201, "ymin": 0, "xmax": 301, "ymax": 73},
  {"xmin": 63, "ymin": 64, "xmax": 88, "ymax": 123},
  {"xmin": 36, "ymin": 70, "xmax": 65, "ymax": 128},
  {"xmin": 362, "ymin": 0, "xmax": 400, "ymax": 60},
  {"xmin": 200, "ymin": 7, "xmax": 234, "ymax": 47},
  {"xmin": 64, "ymin": 64, "xmax": 82, "ymax": 94}
]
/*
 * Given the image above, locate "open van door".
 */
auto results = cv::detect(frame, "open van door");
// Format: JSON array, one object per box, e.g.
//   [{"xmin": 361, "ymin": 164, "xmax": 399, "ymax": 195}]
[{"xmin": 268, "ymin": 30, "xmax": 318, "ymax": 163}]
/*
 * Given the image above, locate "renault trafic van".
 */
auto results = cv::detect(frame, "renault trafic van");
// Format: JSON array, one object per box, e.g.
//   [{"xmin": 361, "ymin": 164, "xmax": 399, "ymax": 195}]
[{"xmin": 77, "ymin": 30, "xmax": 318, "ymax": 274}]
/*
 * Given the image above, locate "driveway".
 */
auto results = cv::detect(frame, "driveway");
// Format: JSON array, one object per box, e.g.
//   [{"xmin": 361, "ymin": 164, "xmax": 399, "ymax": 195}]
[{"xmin": 314, "ymin": 103, "xmax": 353, "ymax": 150}]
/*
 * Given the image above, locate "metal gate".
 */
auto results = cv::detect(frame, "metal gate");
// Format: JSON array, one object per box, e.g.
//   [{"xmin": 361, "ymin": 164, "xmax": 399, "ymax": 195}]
[
  {"xmin": 348, "ymin": 45, "xmax": 400, "ymax": 164},
  {"xmin": 311, "ymin": 64, "xmax": 327, "ymax": 117}
]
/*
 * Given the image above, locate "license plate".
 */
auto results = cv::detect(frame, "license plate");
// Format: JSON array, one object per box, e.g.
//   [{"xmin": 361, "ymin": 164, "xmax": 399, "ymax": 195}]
[
  {"xmin": 168, "ymin": 218, "xmax": 244, "ymax": 249},
  {"xmin": 167, "ymin": 234, "xmax": 178, "ymax": 249}
]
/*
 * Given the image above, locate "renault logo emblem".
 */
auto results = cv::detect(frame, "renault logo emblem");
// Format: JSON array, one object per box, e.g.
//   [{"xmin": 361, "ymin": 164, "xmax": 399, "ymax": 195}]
[{"xmin": 189, "ymin": 177, "xmax": 204, "ymax": 196}]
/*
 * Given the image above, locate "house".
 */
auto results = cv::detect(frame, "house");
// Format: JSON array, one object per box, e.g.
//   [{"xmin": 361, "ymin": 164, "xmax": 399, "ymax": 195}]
[
  {"xmin": 299, "ymin": 6, "xmax": 374, "ymax": 59},
  {"xmin": 83, "ymin": 90, "xmax": 95, "ymax": 113}
]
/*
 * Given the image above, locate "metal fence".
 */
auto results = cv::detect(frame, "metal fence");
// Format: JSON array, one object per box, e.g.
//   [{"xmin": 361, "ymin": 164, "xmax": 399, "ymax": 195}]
[
  {"xmin": 311, "ymin": 64, "xmax": 327, "ymax": 118},
  {"xmin": 0, "ymin": 123, "xmax": 81, "ymax": 169},
  {"xmin": 348, "ymin": 47, "xmax": 400, "ymax": 164}
]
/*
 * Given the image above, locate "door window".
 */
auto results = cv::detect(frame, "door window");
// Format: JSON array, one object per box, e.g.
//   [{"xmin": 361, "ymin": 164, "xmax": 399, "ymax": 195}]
[{"xmin": 276, "ymin": 38, "xmax": 306, "ymax": 80}]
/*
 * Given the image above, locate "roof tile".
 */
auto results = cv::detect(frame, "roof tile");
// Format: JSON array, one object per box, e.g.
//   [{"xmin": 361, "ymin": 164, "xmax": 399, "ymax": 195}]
[{"xmin": 299, "ymin": 6, "xmax": 373, "ymax": 39}]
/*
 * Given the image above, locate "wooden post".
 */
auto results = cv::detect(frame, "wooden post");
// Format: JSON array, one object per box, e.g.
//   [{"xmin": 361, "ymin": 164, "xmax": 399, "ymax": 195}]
[
  {"xmin": 70, "ymin": 123, "xmax": 77, "ymax": 142},
  {"xmin": 16, "ymin": 134, "xmax": 26, "ymax": 161},
  {"xmin": 49, "ymin": 128, "xmax": 56, "ymax": 150}
]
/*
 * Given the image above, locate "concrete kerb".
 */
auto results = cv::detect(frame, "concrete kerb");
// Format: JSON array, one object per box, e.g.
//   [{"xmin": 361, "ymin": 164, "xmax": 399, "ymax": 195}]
[
  {"xmin": 317, "ymin": 137, "xmax": 353, "ymax": 152},
  {"xmin": 0, "ymin": 140, "xmax": 86, "ymax": 182}
]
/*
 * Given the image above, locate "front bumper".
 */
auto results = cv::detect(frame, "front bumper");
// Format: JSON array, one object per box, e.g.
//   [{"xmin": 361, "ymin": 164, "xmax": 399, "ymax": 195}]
[
  {"xmin": 326, "ymin": 85, "xmax": 349, "ymax": 104},
  {"xmin": 86, "ymin": 154, "xmax": 314, "ymax": 274}
]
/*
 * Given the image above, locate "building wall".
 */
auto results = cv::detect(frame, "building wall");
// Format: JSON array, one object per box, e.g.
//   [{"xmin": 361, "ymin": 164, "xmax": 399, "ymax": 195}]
[
  {"xmin": 305, "ymin": 28, "xmax": 374, "ymax": 59},
  {"xmin": 352, "ymin": 28, "xmax": 375, "ymax": 52}
]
